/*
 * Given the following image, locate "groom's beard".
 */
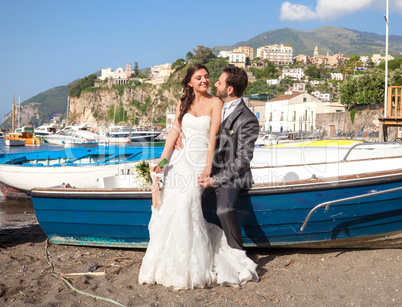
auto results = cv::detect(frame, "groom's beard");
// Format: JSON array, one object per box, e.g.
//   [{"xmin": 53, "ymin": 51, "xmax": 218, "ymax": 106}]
[{"xmin": 216, "ymin": 89, "xmax": 228, "ymax": 100}]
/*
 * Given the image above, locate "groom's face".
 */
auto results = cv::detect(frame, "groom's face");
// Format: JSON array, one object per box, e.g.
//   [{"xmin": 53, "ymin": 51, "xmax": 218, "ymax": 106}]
[{"xmin": 214, "ymin": 73, "xmax": 229, "ymax": 100}]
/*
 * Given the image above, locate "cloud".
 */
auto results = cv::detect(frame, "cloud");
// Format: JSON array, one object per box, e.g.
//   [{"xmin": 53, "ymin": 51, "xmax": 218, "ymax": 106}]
[
  {"xmin": 280, "ymin": 2, "xmax": 317, "ymax": 21},
  {"xmin": 280, "ymin": 0, "xmax": 375, "ymax": 22}
]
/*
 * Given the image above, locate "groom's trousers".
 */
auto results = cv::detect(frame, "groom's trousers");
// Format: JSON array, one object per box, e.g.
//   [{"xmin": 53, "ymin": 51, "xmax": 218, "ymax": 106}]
[{"xmin": 209, "ymin": 181, "xmax": 244, "ymax": 250}]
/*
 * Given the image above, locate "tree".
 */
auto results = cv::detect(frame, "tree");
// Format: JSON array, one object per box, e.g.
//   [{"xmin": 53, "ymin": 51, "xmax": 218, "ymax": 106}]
[
  {"xmin": 192, "ymin": 45, "xmax": 216, "ymax": 64},
  {"xmin": 389, "ymin": 66, "xmax": 402, "ymax": 86},
  {"xmin": 172, "ymin": 58, "xmax": 185, "ymax": 71},
  {"xmin": 134, "ymin": 62, "xmax": 139, "ymax": 76},
  {"xmin": 186, "ymin": 52, "xmax": 194, "ymax": 61},
  {"xmin": 338, "ymin": 70, "xmax": 384, "ymax": 109},
  {"xmin": 346, "ymin": 55, "xmax": 362, "ymax": 76}
]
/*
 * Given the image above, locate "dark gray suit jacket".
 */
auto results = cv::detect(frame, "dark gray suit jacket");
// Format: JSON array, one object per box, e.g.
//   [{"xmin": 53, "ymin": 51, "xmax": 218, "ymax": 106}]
[{"xmin": 212, "ymin": 99, "xmax": 259, "ymax": 189}]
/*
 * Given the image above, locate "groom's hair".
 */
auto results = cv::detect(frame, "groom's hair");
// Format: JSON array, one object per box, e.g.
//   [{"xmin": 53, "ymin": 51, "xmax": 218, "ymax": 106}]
[{"xmin": 223, "ymin": 66, "xmax": 248, "ymax": 97}]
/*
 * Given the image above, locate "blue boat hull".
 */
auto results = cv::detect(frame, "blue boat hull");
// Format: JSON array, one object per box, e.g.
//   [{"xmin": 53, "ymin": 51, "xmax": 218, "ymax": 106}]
[{"xmin": 30, "ymin": 171, "xmax": 402, "ymax": 248}]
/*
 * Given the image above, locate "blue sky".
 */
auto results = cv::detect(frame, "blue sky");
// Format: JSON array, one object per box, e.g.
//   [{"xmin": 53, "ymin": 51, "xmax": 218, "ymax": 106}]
[{"xmin": 1, "ymin": 0, "xmax": 402, "ymax": 121}]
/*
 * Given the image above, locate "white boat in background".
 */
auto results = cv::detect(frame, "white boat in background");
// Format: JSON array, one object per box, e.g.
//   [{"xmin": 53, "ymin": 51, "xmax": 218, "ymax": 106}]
[
  {"xmin": 44, "ymin": 123, "xmax": 104, "ymax": 146},
  {"xmin": 255, "ymin": 133, "xmax": 278, "ymax": 147},
  {"xmin": 106, "ymin": 126, "xmax": 132, "ymax": 144},
  {"xmin": 34, "ymin": 123, "xmax": 61, "ymax": 136}
]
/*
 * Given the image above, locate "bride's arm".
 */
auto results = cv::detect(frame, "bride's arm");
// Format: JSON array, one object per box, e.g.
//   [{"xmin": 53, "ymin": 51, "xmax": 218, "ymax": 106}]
[
  {"xmin": 153, "ymin": 101, "xmax": 182, "ymax": 171},
  {"xmin": 200, "ymin": 98, "xmax": 222, "ymax": 178}
]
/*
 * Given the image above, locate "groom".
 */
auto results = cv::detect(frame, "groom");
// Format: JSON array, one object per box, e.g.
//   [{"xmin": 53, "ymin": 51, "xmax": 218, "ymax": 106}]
[{"xmin": 198, "ymin": 66, "xmax": 259, "ymax": 250}]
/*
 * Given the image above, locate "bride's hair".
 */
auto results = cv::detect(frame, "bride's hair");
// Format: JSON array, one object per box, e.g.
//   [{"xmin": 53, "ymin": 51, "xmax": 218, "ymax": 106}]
[{"xmin": 178, "ymin": 63, "xmax": 209, "ymax": 124}]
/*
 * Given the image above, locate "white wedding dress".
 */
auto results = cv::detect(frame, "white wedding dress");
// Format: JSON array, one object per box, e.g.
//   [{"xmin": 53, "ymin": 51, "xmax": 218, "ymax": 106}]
[{"xmin": 138, "ymin": 113, "xmax": 258, "ymax": 289}]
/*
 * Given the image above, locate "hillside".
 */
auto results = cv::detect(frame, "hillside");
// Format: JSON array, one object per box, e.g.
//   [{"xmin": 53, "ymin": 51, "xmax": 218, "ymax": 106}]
[
  {"xmin": 1, "ymin": 86, "xmax": 69, "ymax": 128},
  {"xmin": 2, "ymin": 26, "xmax": 401, "ymax": 128},
  {"xmin": 212, "ymin": 26, "xmax": 402, "ymax": 57}
]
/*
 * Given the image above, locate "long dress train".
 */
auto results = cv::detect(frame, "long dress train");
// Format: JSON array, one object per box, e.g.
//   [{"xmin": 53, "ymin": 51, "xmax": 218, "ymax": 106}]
[{"xmin": 138, "ymin": 113, "xmax": 258, "ymax": 289}]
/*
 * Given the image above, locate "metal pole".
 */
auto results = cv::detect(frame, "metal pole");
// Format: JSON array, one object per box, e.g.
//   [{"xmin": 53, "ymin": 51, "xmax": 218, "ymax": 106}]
[
  {"xmin": 66, "ymin": 96, "xmax": 70, "ymax": 126},
  {"xmin": 12, "ymin": 93, "xmax": 15, "ymax": 132},
  {"xmin": 384, "ymin": 0, "xmax": 389, "ymax": 117}
]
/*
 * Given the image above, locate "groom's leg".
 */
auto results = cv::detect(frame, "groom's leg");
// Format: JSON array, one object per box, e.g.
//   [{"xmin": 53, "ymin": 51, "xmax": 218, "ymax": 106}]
[{"xmin": 215, "ymin": 182, "xmax": 243, "ymax": 250}]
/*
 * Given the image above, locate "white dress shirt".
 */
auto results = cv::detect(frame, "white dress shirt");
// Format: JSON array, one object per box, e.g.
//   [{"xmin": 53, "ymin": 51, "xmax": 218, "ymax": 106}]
[{"xmin": 222, "ymin": 97, "xmax": 242, "ymax": 122}]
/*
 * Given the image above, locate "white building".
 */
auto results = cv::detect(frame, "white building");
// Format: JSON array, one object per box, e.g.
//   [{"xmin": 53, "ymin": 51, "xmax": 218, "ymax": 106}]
[
  {"xmin": 100, "ymin": 68, "xmax": 113, "ymax": 80},
  {"xmin": 218, "ymin": 50, "xmax": 231, "ymax": 58},
  {"xmin": 292, "ymin": 83, "xmax": 306, "ymax": 92},
  {"xmin": 267, "ymin": 79, "xmax": 280, "ymax": 86},
  {"xmin": 256, "ymin": 44, "xmax": 293, "ymax": 65},
  {"xmin": 281, "ymin": 66, "xmax": 304, "ymax": 80},
  {"xmin": 100, "ymin": 64, "xmax": 133, "ymax": 81},
  {"xmin": 265, "ymin": 92, "xmax": 323, "ymax": 133},
  {"xmin": 229, "ymin": 52, "xmax": 246, "ymax": 68},
  {"xmin": 312, "ymin": 91, "xmax": 333, "ymax": 102},
  {"xmin": 330, "ymin": 73, "xmax": 343, "ymax": 81}
]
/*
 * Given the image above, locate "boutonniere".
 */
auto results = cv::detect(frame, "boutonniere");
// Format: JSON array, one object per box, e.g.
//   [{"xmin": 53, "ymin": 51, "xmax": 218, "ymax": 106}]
[{"xmin": 229, "ymin": 130, "xmax": 234, "ymax": 135}]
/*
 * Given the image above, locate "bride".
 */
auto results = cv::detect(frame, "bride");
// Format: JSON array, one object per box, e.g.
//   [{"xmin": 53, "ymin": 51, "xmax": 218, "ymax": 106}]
[{"xmin": 138, "ymin": 63, "xmax": 258, "ymax": 289}]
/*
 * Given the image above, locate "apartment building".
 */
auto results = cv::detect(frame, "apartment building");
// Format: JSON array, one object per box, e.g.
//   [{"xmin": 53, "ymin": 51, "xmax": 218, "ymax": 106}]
[
  {"xmin": 256, "ymin": 44, "xmax": 293, "ymax": 65},
  {"xmin": 229, "ymin": 52, "xmax": 246, "ymax": 68},
  {"xmin": 233, "ymin": 46, "xmax": 254, "ymax": 60},
  {"xmin": 281, "ymin": 66, "xmax": 304, "ymax": 80}
]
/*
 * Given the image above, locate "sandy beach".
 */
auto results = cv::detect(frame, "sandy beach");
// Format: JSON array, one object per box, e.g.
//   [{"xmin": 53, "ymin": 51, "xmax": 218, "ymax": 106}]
[{"xmin": 0, "ymin": 199, "xmax": 400, "ymax": 306}]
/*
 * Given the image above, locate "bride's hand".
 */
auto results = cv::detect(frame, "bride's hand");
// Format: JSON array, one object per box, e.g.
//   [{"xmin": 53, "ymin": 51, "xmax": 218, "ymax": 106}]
[
  {"xmin": 199, "ymin": 166, "xmax": 211, "ymax": 180},
  {"xmin": 149, "ymin": 158, "xmax": 163, "ymax": 173}
]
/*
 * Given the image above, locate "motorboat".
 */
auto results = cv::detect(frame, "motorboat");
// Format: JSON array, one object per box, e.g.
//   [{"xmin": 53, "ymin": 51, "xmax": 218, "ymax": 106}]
[
  {"xmin": 28, "ymin": 142, "xmax": 402, "ymax": 249},
  {"xmin": 44, "ymin": 123, "xmax": 104, "ymax": 146},
  {"xmin": 105, "ymin": 126, "xmax": 132, "ymax": 144},
  {"xmin": 34, "ymin": 123, "xmax": 61, "ymax": 136},
  {"xmin": 255, "ymin": 133, "xmax": 278, "ymax": 147}
]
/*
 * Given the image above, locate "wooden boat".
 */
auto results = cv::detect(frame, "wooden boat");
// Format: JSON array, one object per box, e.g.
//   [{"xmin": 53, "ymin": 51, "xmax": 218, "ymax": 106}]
[
  {"xmin": 4, "ymin": 133, "xmax": 26, "ymax": 146},
  {"xmin": 0, "ymin": 146, "xmax": 163, "ymax": 199},
  {"xmin": 4, "ymin": 131, "xmax": 41, "ymax": 147},
  {"xmin": 29, "ymin": 142, "xmax": 402, "ymax": 249}
]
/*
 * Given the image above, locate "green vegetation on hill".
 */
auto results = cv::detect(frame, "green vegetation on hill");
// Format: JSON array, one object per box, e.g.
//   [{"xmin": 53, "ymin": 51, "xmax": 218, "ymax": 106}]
[
  {"xmin": 0, "ymin": 86, "xmax": 69, "ymax": 128},
  {"xmin": 213, "ymin": 26, "xmax": 402, "ymax": 57}
]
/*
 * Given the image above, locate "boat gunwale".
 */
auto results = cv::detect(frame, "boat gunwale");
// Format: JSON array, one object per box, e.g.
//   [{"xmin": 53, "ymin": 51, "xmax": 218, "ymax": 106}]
[{"xmin": 29, "ymin": 168, "xmax": 402, "ymax": 199}]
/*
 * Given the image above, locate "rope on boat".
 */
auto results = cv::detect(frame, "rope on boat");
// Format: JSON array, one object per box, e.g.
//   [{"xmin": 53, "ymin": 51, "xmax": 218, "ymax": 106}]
[{"xmin": 44, "ymin": 238, "xmax": 126, "ymax": 307}]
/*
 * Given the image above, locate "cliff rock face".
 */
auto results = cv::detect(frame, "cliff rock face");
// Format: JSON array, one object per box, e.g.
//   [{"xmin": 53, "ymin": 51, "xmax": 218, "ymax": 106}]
[
  {"xmin": 1, "ymin": 103, "xmax": 40, "ymax": 128},
  {"xmin": 69, "ymin": 85, "xmax": 178, "ymax": 130}
]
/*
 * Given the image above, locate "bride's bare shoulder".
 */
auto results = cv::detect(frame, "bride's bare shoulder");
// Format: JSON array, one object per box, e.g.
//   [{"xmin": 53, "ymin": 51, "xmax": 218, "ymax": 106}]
[{"xmin": 209, "ymin": 96, "xmax": 223, "ymax": 106}]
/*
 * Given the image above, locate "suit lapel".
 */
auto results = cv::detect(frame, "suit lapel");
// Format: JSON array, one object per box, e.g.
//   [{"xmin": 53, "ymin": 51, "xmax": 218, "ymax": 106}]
[{"xmin": 217, "ymin": 100, "xmax": 245, "ymax": 153}]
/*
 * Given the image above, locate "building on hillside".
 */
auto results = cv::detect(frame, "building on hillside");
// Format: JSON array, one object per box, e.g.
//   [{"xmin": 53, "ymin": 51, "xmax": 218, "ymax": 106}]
[
  {"xmin": 264, "ymin": 92, "xmax": 324, "ymax": 133},
  {"xmin": 100, "ymin": 64, "xmax": 134, "ymax": 85},
  {"xmin": 310, "ymin": 80, "xmax": 325, "ymax": 85},
  {"xmin": 312, "ymin": 91, "xmax": 333, "ymax": 102},
  {"xmin": 371, "ymin": 54, "xmax": 394, "ymax": 66},
  {"xmin": 256, "ymin": 44, "xmax": 293, "ymax": 65},
  {"xmin": 267, "ymin": 79, "xmax": 280, "ymax": 86},
  {"xmin": 229, "ymin": 52, "xmax": 246, "ymax": 68},
  {"xmin": 292, "ymin": 83, "xmax": 306, "ymax": 92},
  {"xmin": 233, "ymin": 46, "xmax": 254, "ymax": 60},
  {"xmin": 311, "ymin": 46, "xmax": 347, "ymax": 67},
  {"xmin": 281, "ymin": 66, "xmax": 304, "ymax": 80},
  {"xmin": 330, "ymin": 73, "xmax": 343, "ymax": 81},
  {"xmin": 218, "ymin": 50, "xmax": 231, "ymax": 58},
  {"xmin": 247, "ymin": 71, "xmax": 256, "ymax": 83},
  {"xmin": 295, "ymin": 54, "xmax": 311, "ymax": 65},
  {"xmin": 150, "ymin": 63, "xmax": 173, "ymax": 85}
]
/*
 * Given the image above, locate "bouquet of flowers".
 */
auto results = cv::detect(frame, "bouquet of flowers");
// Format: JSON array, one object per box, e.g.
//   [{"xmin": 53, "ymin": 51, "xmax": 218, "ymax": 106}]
[{"xmin": 134, "ymin": 158, "xmax": 169, "ymax": 208}]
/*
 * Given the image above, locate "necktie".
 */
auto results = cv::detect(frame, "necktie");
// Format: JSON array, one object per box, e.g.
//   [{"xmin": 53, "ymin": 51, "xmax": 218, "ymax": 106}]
[{"xmin": 222, "ymin": 104, "xmax": 229, "ymax": 121}]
